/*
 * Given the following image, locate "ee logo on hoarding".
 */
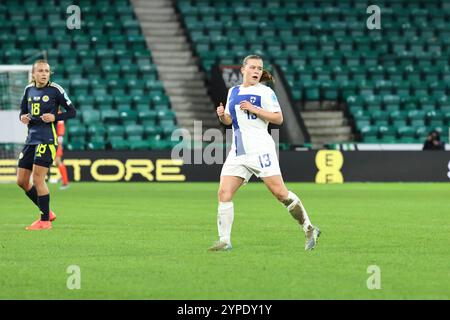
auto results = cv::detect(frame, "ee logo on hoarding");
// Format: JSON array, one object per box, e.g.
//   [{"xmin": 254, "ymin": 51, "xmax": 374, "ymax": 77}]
[{"xmin": 315, "ymin": 150, "xmax": 344, "ymax": 184}]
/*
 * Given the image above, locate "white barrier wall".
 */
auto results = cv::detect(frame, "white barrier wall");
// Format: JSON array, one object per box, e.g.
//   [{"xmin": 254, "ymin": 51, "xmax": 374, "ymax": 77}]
[{"xmin": 0, "ymin": 110, "xmax": 27, "ymax": 143}]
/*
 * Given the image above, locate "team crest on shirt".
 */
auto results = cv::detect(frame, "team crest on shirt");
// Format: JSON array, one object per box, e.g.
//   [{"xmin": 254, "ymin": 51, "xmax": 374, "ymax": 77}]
[
  {"xmin": 250, "ymin": 96, "xmax": 257, "ymax": 104},
  {"xmin": 42, "ymin": 95, "xmax": 49, "ymax": 102}
]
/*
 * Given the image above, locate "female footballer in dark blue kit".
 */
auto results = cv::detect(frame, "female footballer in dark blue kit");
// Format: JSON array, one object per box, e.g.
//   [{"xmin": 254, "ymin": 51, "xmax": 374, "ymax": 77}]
[{"xmin": 17, "ymin": 60, "xmax": 76, "ymax": 230}]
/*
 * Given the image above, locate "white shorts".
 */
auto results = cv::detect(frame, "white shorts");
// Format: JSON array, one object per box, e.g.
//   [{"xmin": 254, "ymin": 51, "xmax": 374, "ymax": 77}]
[{"xmin": 220, "ymin": 151, "xmax": 281, "ymax": 183}]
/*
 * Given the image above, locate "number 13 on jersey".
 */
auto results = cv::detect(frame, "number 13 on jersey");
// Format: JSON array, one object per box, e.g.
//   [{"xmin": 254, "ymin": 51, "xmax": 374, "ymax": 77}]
[
  {"xmin": 258, "ymin": 153, "xmax": 271, "ymax": 168},
  {"xmin": 246, "ymin": 110, "xmax": 257, "ymax": 120}
]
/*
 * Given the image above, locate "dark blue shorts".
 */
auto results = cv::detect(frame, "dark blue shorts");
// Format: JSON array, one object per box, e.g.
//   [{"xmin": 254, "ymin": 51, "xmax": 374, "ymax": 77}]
[{"xmin": 18, "ymin": 144, "xmax": 57, "ymax": 170}]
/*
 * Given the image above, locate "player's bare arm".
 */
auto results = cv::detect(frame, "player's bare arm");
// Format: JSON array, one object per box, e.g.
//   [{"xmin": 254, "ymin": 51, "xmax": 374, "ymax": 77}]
[
  {"xmin": 239, "ymin": 100, "xmax": 283, "ymax": 125},
  {"xmin": 20, "ymin": 114, "xmax": 31, "ymax": 124},
  {"xmin": 217, "ymin": 102, "xmax": 232, "ymax": 125}
]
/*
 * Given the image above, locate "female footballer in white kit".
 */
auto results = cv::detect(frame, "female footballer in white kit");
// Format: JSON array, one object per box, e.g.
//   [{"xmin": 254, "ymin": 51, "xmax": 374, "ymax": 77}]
[{"xmin": 209, "ymin": 55, "xmax": 321, "ymax": 251}]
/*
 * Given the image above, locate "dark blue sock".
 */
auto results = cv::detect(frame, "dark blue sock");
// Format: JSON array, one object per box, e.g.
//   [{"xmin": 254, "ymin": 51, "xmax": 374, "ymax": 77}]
[
  {"xmin": 25, "ymin": 185, "xmax": 39, "ymax": 208},
  {"xmin": 38, "ymin": 194, "xmax": 50, "ymax": 221}
]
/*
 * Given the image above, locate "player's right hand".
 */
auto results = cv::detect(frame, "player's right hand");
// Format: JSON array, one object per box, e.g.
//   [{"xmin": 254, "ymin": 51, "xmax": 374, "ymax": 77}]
[
  {"xmin": 216, "ymin": 102, "xmax": 225, "ymax": 117},
  {"xmin": 20, "ymin": 114, "xmax": 31, "ymax": 124}
]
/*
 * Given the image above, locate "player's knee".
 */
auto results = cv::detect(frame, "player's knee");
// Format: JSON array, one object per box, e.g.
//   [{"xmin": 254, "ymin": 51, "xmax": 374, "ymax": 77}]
[
  {"xmin": 218, "ymin": 188, "xmax": 233, "ymax": 202},
  {"xmin": 32, "ymin": 171, "xmax": 45, "ymax": 185},
  {"xmin": 272, "ymin": 188, "xmax": 289, "ymax": 202},
  {"xmin": 16, "ymin": 177, "xmax": 28, "ymax": 190}
]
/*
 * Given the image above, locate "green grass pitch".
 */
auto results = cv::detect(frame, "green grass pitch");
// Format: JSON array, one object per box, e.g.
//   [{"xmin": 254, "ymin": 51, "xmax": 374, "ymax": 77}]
[{"xmin": 0, "ymin": 182, "xmax": 448, "ymax": 299}]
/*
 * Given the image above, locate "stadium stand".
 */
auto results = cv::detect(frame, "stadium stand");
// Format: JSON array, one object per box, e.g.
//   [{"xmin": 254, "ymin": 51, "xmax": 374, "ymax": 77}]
[
  {"xmin": 0, "ymin": 0, "xmax": 178, "ymax": 150},
  {"xmin": 177, "ymin": 0, "xmax": 450, "ymax": 144},
  {"xmin": 1, "ymin": 0, "xmax": 449, "ymax": 147}
]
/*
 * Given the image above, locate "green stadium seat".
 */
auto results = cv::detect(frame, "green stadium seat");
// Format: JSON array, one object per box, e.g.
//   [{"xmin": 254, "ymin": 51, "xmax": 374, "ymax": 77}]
[
  {"xmin": 106, "ymin": 125, "xmax": 125, "ymax": 139},
  {"xmin": 420, "ymin": 97, "xmax": 438, "ymax": 112},
  {"xmin": 68, "ymin": 135, "xmax": 85, "ymax": 144},
  {"xmin": 68, "ymin": 124, "xmax": 86, "ymax": 139},
  {"xmin": 422, "ymin": 66, "xmax": 440, "ymax": 83},
  {"xmin": 148, "ymin": 138, "xmax": 171, "ymax": 150},
  {"xmin": 426, "ymin": 110, "xmax": 444, "ymax": 127},
  {"xmin": 138, "ymin": 110, "xmax": 158, "ymax": 123},
  {"xmin": 397, "ymin": 136, "xmax": 417, "ymax": 143},
  {"xmin": 360, "ymin": 125, "xmax": 378, "ymax": 140},
  {"xmin": 359, "ymin": 83, "xmax": 375, "ymax": 98},
  {"xmin": 370, "ymin": 110, "xmax": 389, "ymax": 126},
  {"xmin": 308, "ymin": 52, "xmax": 325, "ymax": 68},
  {"xmin": 392, "ymin": 117, "xmax": 408, "ymax": 127},
  {"xmin": 81, "ymin": 110, "xmax": 101, "ymax": 124},
  {"xmin": 144, "ymin": 125, "xmax": 162, "ymax": 138},
  {"xmin": 160, "ymin": 123, "xmax": 177, "ymax": 136},
  {"xmin": 87, "ymin": 124, "xmax": 106, "ymax": 139},
  {"xmin": 77, "ymin": 50, "xmax": 96, "ymax": 67},
  {"xmin": 348, "ymin": 99, "xmax": 365, "ymax": 115},
  {"xmin": 91, "ymin": 84, "xmax": 108, "ymax": 96},
  {"xmin": 125, "ymin": 124, "xmax": 144, "ymax": 138},
  {"xmin": 354, "ymin": 37, "xmax": 371, "ymax": 53},
  {"xmin": 354, "ymin": 119, "xmax": 371, "ymax": 131},
  {"xmin": 439, "ymin": 100, "xmax": 450, "ymax": 112},
  {"xmin": 390, "ymin": 108, "xmax": 407, "ymax": 120},
  {"xmin": 434, "ymin": 56, "xmax": 448, "ymax": 69},
  {"xmin": 408, "ymin": 110, "xmax": 426, "ymax": 126},
  {"xmin": 129, "ymin": 140, "xmax": 150, "ymax": 150},
  {"xmin": 321, "ymin": 81, "xmax": 339, "ymax": 100},
  {"xmin": 291, "ymin": 52, "xmax": 307, "ymax": 66},
  {"xmin": 110, "ymin": 35, "xmax": 128, "ymax": 50},
  {"xmin": 340, "ymin": 80, "xmax": 358, "ymax": 99},
  {"xmin": 109, "ymin": 137, "xmax": 129, "ymax": 150},
  {"xmin": 397, "ymin": 126, "xmax": 415, "ymax": 139},
  {"xmin": 333, "ymin": 66, "xmax": 349, "ymax": 82},
  {"xmin": 101, "ymin": 109, "xmax": 120, "ymax": 124},
  {"xmin": 67, "ymin": 141, "xmax": 85, "ymax": 151},
  {"xmin": 94, "ymin": 95, "xmax": 114, "ymax": 107},
  {"xmin": 127, "ymin": 136, "xmax": 143, "ymax": 144},
  {"xmin": 444, "ymin": 112, "xmax": 450, "ymax": 125},
  {"xmin": 102, "ymin": 65, "xmax": 121, "ymax": 75},
  {"xmin": 401, "ymin": 100, "xmax": 416, "ymax": 111},
  {"xmin": 3, "ymin": 49, "xmax": 23, "ymax": 64},
  {"xmin": 120, "ymin": 110, "xmax": 138, "ymax": 125},
  {"xmin": 134, "ymin": 102, "xmax": 152, "ymax": 112},
  {"xmin": 378, "ymin": 125, "xmax": 397, "ymax": 142},
  {"xmin": 360, "ymin": 136, "xmax": 379, "ymax": 143},
  {"xmin": 302, "ymin": 81, "xmax": 320, "ymax": 101},
  {"xmin": 144, "ymin": 79, "xmax": 164, "ymax": 91},
  {"xmin": 87, "ymin": 140, "xmax": 106, "ymax": 150},
  {"xmin": 429, "ymin": 82, "xmax": 446, "ymax": 97}
]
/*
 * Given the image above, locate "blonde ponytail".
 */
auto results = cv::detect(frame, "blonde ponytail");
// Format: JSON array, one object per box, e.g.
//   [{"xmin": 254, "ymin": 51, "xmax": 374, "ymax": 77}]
[{"xmin": 260, "ymin": 69, "xmax": 275, "ymax": 83}]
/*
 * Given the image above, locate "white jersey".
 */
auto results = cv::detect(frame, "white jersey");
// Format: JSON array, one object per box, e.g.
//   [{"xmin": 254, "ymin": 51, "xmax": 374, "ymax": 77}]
[{"xmin": 225, "ymin": 83, "xmax": 281, "ymax": 156}]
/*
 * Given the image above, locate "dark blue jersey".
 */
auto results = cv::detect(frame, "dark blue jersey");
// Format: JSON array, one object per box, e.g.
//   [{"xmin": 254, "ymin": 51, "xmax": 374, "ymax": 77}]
[{"xmin": 20, "ymin": 82, "xmax": 76, "ymax": 145}]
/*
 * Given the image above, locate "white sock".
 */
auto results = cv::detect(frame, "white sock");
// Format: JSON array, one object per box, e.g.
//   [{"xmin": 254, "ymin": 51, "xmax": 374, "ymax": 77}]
[
  {"xmin": 285, "ymin": 191, "xmax": 312, "ymax": 233},
  {"xmin": 217, "ymin": 201, "xmax": 234, "ymax": 245}
]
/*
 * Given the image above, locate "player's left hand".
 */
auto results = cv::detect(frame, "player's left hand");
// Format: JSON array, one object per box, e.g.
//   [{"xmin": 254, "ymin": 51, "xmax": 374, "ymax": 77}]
[
  {"xmin": 240, "ymin": 100, "xmax": 259, "ymax": 115},
  {"xmin": 40, "ymin": 113, "xmax": 55, "ymax": 123}
]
